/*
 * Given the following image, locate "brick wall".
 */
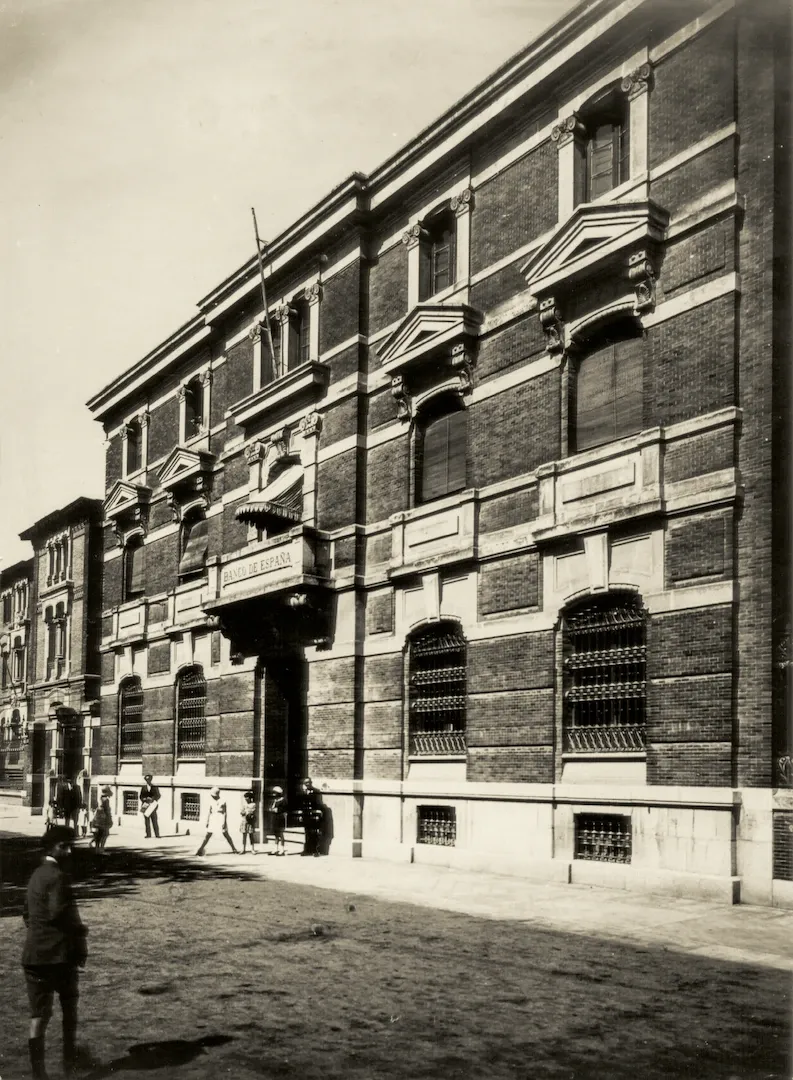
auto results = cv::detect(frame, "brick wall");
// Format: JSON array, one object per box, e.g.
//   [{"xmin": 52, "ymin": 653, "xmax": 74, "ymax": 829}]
[
  {"xmin": 317, "ymin": 450, "xmax": 357, "ymax": 531},
  {"xmin": 479, "ymin": 552, "xmax": 540, "ymax": 615},
  {"xmin": 368, "ymin": 388, "xmax": 399, "ymax": 431},
  {"xmin": 321, "ymin": 396, "xmax": 359, "ymax": 448},
  {"xmin": 219, "ymin": 339, "xmax": 254, "ymax": 418},
  {"xmin": 147, "ymin": 397, "xmax": 180, "ymax": 466},
  {"xmin": 660, "ymin": 222, "xmax": 732, "ymax": 301},
  {"xmin": 105, "ymin": 436, "xmax": 122, "ymax": 492},
  {"xmin": 148, "ymin": 641, "xmax": 171, "ymax": 675},
  {"xmin": 666, "ymin": 512, "xmax": 731, "ymax": 583},
  {"xmin": 365, "ymin": 439, "xmax": 409, "ymax": 524},
  {"xmin": 476, "ymin": 313, "xmax": 546, "ymax": 384},
  {"xmin": 470, "ymin": 372, "xmax": 560, "ymax": 487},
  {"xmin": 479, "ymin": 486, "xmax": 539, "ymax": 535},
  {"xmin": 664, "ymin": 427, "xmax": 734, "ymax": 484},
  {"xmin": 469, "ymin": 632, "xmax": 554, "ymax": 692},
  {"xmin": 144, "ymin": 532, "xmax": 179, "ymax": 596},
  {"xmin": 470, "ymin": 141, "xmax": 557, "ymax": 274},
  {"xmin": 369, "ymin": 243, "xmax": 408, "ymax": 336},
  {"xmin": 366, "ymin": 592, "xmax": 394, "ymax": 635},
  {"xmin": 649, "ymin": 18, "xmax": 735, "ymax": 168},
  {"xmin": 320, "ymin": 261, "xmax": 360, "ymax": 355},
  {"xmin": 221, "ymin": 503, "xmax": 249, "ymax": 556},
  {"xmin": 650, "ymin": 139, "xmax": 735, "ymax": 216},
  {"xmin": 469, "ymin": 260, "xmax": 528, "ymax": 314}
]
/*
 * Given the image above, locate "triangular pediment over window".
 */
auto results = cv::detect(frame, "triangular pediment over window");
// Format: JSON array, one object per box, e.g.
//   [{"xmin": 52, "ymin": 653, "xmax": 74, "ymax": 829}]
[
  {"xmin": 521, "ymin": 201, "xmax": 669, "ymax": 302},
  {"xmin": 158, "ymin": 446, "xmax": 216, "ymax": 492},
  {"xmin": 379, "ymin": 303, "xmax": 483, "ymax": 376},
  {"xmin": 104, "ymin": 480, "xmax": 151, "ymax": 522}
]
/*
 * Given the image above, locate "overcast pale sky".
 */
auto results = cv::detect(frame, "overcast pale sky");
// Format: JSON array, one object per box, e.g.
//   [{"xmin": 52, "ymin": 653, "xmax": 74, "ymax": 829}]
[{"xmin": 0, "ymin": 0, "xmax": 576, "ymax": 567}]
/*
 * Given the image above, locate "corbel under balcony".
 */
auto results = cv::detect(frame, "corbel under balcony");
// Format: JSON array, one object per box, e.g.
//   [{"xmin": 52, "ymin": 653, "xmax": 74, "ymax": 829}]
[{"xmin": 229, "ymin": 361, "xmax": 329, "ymax": 430}]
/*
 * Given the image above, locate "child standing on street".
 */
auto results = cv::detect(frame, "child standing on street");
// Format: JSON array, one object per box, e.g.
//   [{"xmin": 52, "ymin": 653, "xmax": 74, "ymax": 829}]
[
  {"xmin": 89, "ymin": 788, "xmax": 113, "ymax": 853},
  {"xmin": 266, "ymin": 785, "xmax": 287, "ymax": 856},
  {"xmin": 240, "ymin": 790, "xmax": 258, "ymax": 854},
  {"xmin": 195, "ymin": 787, "xmax": 239, "ymax": 856}
]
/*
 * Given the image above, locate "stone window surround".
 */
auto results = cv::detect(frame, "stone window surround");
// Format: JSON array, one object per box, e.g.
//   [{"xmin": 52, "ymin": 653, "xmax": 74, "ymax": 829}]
[
  {"xmin": 46, "ymin": 534, "xmax": 71, "ymax": 588},
  {"xmin": 121, "ymin": 410, "xmax": 150, "ymax": 480},
  {"xmin": 250, "ymin": 281, "xmax": 322, "ymax": 394},
  {"xmin": 402, "ymin": 185, "xmax": 474, "ymax": 310},
  {"xmin": 551, "ymin": 51, "xmax": 652, "ymax": 224}
]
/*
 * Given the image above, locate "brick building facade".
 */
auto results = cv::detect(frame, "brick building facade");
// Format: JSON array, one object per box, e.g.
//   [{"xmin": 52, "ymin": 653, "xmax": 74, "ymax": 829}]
[
  {"xmin": 86, "ymin": 0, "xmax": 791, "ymax": 903},
  {"xmin": 0, "ymin": 559, "xmax": 33, "ymax": 804}
]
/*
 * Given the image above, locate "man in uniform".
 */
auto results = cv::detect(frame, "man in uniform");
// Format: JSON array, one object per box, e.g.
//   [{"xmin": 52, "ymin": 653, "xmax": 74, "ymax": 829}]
[{"xmin": 139, "ymin": 774, "xmax": 161, "ymax": 839}]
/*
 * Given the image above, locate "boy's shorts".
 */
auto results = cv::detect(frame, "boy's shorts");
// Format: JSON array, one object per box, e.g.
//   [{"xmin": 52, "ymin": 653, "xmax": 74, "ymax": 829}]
[{"xmin": 23, "ymin": 964, "xmax": 79, "ymax": 1018}]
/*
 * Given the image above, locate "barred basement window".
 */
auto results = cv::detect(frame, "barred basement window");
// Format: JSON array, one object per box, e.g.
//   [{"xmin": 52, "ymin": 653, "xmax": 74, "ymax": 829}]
[
  {"xmin": 119, "ymin": 677, "xmax": 144, "ymax": 759},
  {"xmin": 772, "ymin": 811, "xmax": 793, "ymax": 882},
  {"xmin": 575, "ymin": 813, "xmax": 631, "ymax": 863},
  {"xmin": 176, "ymin": 666, "xmax": 206, "ymax": 759},
  {"xmin": 123, "ymin": 791, "xmax": 139, "ymax": 815},
  {"xmin": 409, "ymin": 624, "xmax": 466, "ymax": 757},
  {"xmin": 181, "ymin": 792, "xmax": 201, "ymax": 821},
  {"xmin": 417, "ymin": 805, "xmax": 456, "ymax": 846},
  {"xmin": 563, "ymin": 592, "xmax": 646, "ymax": 753}
]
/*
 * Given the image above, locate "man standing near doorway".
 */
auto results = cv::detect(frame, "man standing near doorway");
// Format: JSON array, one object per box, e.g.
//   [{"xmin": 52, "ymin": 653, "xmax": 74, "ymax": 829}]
[
  {"xmin": 139, "ymin": 774, "xmax": 161, "ymax": 839},
  {"xmin": 22, "ymin": 825, "xmax": 88, "ymax": 1079}
]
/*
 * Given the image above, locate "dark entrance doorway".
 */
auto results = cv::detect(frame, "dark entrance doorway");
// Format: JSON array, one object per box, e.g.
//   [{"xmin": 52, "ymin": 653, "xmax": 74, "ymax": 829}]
[
  {"xmin": 30, "ymin": 724, "xmax": 48, "ymax": 812},
  {"xmin": 259, "ymin": 654, "xmax": 306, "ymax": 814},
  {"xmin": 60, "ymin": 711, "xmax": 84, "ymax": 782}
]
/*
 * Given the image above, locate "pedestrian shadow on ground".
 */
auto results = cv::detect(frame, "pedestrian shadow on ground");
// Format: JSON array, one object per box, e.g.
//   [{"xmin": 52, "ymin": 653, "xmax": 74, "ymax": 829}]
[
  {"xmin": 0, "ymin": 831, "xmax": 265, "ymax": 918},
  {"xmin": 83, "ymin": 1034, "xmax": 233, "ymax": 1077}
]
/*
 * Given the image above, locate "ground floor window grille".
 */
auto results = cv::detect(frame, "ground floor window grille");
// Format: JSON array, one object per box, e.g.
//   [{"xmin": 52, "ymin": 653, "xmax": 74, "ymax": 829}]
[
  {"xmin": 417, "ymin": 805, "xmax": 456, "ymax": 846},
  {"xmin": 773, "ymin": 811, "xmax": 793, "ymax": 881},
  {"xmin": 176, "ymin": 666, "xmax": 207, "ymax": 759},
  {"xmin": 181, "ymin": 792, "xmax": 201, "ymax": 822},
  {"xmin": 122, "ymin": 791, "xmax": 138, "ymax": 815},
  {"xmin": 409, "ymin": 626, "xmax": 466, "ymax": 757},
  {"xmin": 563, "ymin": 593, "xmax": 646, "ymax": 753},
  {"xmin": 574, "ymin": 813, "xmax": 631, "ymax": 863},
  {"xmin": 119, "ymin": 677, "xmax": 144, "ymax": 760}
]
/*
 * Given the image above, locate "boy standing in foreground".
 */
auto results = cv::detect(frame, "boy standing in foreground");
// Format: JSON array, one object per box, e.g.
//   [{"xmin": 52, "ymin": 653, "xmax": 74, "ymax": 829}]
[{"xmin": 22, "ymin": 825, "xmax": 88, "ymax": 1079}]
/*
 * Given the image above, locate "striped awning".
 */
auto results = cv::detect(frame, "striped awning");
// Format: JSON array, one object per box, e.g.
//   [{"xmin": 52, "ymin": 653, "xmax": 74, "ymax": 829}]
[{"xmin": 235, "ymin": 464, "xmax": 303, "ymax": 527}]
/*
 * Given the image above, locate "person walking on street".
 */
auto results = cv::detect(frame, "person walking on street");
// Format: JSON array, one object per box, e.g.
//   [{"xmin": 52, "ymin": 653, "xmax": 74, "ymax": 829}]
[
  {"xmin": 195, "ymin": 787, "xmax": 238, "ymax": 856},
  {"xmin": 266, "ymin": 786, "xmax": 287, "ymax": 856},
  {"xmin": 89, "ymin": 788, "xmax": 113, "ymax": 853},
  {"xmin": 300, "ymin": 778, "xmax": 324, "ymax": 857},
  {"xmin": 239, "ymin": 790, "xmax": 258, "ymax": 854},
  {"xmin": 21, "ymin": 825, "xmax": 88, "ymax": 1079},
  {"xmin": 139, "ymin": 774, "xmax": 161, "ymax": 839}
]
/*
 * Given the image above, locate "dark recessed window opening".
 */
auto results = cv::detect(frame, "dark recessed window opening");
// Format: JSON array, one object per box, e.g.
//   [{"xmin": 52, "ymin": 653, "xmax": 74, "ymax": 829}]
[
  {"xmin": 563, "ymin": 592, "xmax": 647, "ymax": 753},
  {"xmin": 417, "ymin": 805, "xmax": 457, "ymax": 846},
  {"xmin": 184, "ymin": 376, "xmax": 204, "ymax": 437},
  {"xmin": 181, "ymin": 792, "xmax": 201, "ymax": 821},
  {"xmin": 575, "ymin": 93, "xmax": 630, "ymax": 205},
  {"xmin": 176, "ymin": 666, "xmax": 207, "ymax": 760},
  {"xmin": 119, "ymin": 676, "xmax": 144, "ymax": 760},
  {"xmin": 572, "ymin": 324, "xmax": 643, "ymax": 452},
  {"xmin": 419, "ymin": 212, "xmax": 456, "ymax": 300},
  {"xmin": 416, "ymin": 402, "xmax": 467, "ymax": 505},
  {"xmin": 179, "ymin": 514, "xmax": 209, "ymax": 579},
  {"xmin": 575, "ymin": 813, "xmax": 632, "ymax": 863},
  {"xmin": 126, "ymin": 419, "xmax": 143, "ymax": 474},
  {"xmin": 123, "ymin": 538, "xmax": 145, "ymax": 601}
]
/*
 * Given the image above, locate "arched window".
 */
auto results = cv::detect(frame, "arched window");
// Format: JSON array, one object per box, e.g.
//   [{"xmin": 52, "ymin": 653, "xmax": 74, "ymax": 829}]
[
  {"xmin": 179, "ymin": 510, "xmax": 209, "ymax": 579},
  {"xmin": 563, "ymin": 592, "xmax": 647, "ymax": 753},
  {"xmin": 123, "ymin": 536, "xmax": 145, "ymax": 601},
  {"xmin": 415, "ymin": 397, "xmax": 467, "ymax": 505},
  {"xmin": 176, "ymin": 666, "xmax": 207, "ymax": 760},
  {"xmin": 126, "ymin": 418, "xmax": 143, "ymax": 474},
  {"xmin": 184, "ymin": 376, "xmax": 204, "ymax": 438},
  {"xmin": 571, "ymin": 321, "xmax": 644, "ymax": 452},
  {"xmin": 119, "ymin": 677, "xmax": 144, "ymax": 760},
  {"xmin": 419, "ymin": 209, "xmax": 456, "ymax": 301},
  {"xmin": 408, "ymin": 623, "xmax": 467, "ymax": 757},
  {"xmin": 575, "ymin": 89, "xmax": 629, "ymax": 205}
]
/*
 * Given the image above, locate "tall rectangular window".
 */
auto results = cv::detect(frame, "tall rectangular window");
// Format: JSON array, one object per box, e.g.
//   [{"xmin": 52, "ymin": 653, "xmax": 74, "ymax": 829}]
[
  {"xmin": 176, "ymin": 666, "xmax": 207, "ymax": 759},
  {"xmin": 573, "ymin": 331, "xmax": 643, "ymax": 452},
  {"xmin": 417, "ymin": 405, "xmax": 467, "ymax": 505},
  {"xmin": 419, "ymin": 213, "xmax": 456, "ymax": 301},
  {"xmin": 119, "ymin": 677, "xmax": 144, "ymax": 760}
]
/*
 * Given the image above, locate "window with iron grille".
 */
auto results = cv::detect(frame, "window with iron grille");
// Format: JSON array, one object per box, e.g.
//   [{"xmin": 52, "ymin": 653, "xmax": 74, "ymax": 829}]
[
  {"xmin": 563, "ymin": 593, "xmax": 646, "ymax": 754},
  {"xmin": 418, "ymin": 211, "xmax": 456, "ymax": 300},
  {"xmin": 575, "ymin": 813, "xmax": 631, "ymax": 863},
  {"xmin": 773, "ymin": 811, "xmax": 793, "ymax": 882},
  {"xmin": 119, "ymin": 677, "xmax": 144, "ymax": 759},
  {"xmin": 417, "ymin": 805, "xmax": 456, "ymax": 846},
  {"xmin": 176, "ymin": 666, "xmax": 207, "ymax": 759},
  {"xmin": 409, "ymin": 624, "xmax": 466, "ymax": 757},
  {"xmin": 123, "ymin": 790, "xmax": 139, "ymax": 815},
  {"xmin": 181, "ymin": 792, "xmax": 201, "ymax": 821}
]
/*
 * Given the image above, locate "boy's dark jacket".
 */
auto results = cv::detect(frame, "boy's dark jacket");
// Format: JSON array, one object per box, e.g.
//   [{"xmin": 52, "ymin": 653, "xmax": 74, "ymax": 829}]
[{"xmin": 22, "ymin": 859, "xmax": 87, "ymax": 966}]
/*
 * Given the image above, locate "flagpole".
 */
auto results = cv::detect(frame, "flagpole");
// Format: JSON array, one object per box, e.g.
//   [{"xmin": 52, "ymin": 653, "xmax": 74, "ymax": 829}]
[{"xmin": 251, "ymin": 208, "xmax": 276, "ymax": 375}]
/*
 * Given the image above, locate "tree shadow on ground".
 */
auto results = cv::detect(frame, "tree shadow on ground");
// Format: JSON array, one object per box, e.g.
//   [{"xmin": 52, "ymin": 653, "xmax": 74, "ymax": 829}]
[
  {"xmin": 0, "ymin": 832, "xmax": 264, "ymax": 918},
  {"xmin": 83, "ymin": 1034, "xmax": 233, "ymax": 1077}
]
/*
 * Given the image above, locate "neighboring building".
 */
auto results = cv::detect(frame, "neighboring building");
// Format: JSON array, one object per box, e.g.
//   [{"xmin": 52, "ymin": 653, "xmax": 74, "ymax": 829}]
[
  {"xmin": 16, "ymin": 499, "xmax": 105, "ymax": 814},
  {"xmin": 0, "ymin": 559, "xmax": 33, "ymax": 804},
  {"xmin": 86, "ymin": 0, "xmax": 791, "ymax": 904}
]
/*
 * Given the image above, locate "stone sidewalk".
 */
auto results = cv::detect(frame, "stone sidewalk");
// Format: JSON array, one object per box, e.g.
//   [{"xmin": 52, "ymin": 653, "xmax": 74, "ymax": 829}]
[{"xmin": 3, "ymin": 807, "xmax": 792, "ymax": 974}]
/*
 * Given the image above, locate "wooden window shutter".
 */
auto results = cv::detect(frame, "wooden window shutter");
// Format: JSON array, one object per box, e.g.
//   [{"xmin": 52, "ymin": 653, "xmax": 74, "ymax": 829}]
[
  {"xmin": 587, "ymin": 123, "xmax": 617, "ymax": 200},
  {"xmin": 575, "ymin": 342, "xmax": 616, "ymax": 451},
  {"xmin": 614, "ymin": 335, "xmax": 643, "ymax": 438},
  {"xmin": 179, "ymin": 518, "xmax": 209, "ymax": 576},
  {"xmin": 420, "ymin": 408, "xmax": 466, "ymax": 503},
  {"xmin": 126, "ymin": 542, "xmax": 145, "ymax": 598}
]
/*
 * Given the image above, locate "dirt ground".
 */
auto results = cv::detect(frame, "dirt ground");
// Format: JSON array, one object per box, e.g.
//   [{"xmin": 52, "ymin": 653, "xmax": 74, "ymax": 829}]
[{"xmin": 0, "ymin": 831, "xmax": 790, "ymax": 1080}]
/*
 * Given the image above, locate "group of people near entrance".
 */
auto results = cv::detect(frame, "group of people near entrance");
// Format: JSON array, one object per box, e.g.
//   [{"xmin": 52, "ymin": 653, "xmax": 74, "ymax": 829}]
[{"xmin": 195, "ymin": 778, "xmax": 325, "ymax": 857}]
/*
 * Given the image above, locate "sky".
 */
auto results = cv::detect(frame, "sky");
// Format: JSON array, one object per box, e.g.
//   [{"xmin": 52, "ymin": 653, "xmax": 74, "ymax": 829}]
[{"xmin": 0, "ymin": 0, "xmax": 577, "ymax": 568}]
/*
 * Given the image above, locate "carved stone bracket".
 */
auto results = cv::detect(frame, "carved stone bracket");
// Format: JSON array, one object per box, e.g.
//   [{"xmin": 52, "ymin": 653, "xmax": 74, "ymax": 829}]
[
  {"xmin": 177, "ymin": 384, "xmax": 188, "ymax": 403},
  {"xmin": 627, "ymin": 250, "xmax": 656, "ymax": 315},
  {"xmin": 248, "ymin": 322, "xmax": 263, "ymax": 343},
  {"xmin": 274, "ymin": 303, "xmax": 294, "ymax": 325},
  {"xmin": 198, "ymin": 369, "xmax": 212, "ymax": 388},
  {"xmin": 539, "ymin": 297, "xmax": 565, "ymax": 354},
  {"xmin": 450, "ymin": 188, "xmax": 473, "ymax": 216},
  {"xmin": 450, "ymin": 343, "xmax": 473, "ymax": 395},
  {"xmin": 299, "ymin": 411, "xmax": 322, "ymax": 438},
  {"xmin": 620, "ymin": 62, "xmax": 653, "ymax": 99},
  {"xmin": 391, "ymin": 375, "xmax": 410, "ymax": 421},
  {"xmin": 245, "ymin": 440, "xmax": 266, "ymax": 465},
  {"xmin": 551, "ymin": 114, "xmax": 585, "ymax": 149},
  {"xmin": 401, "ymin": 223, "xmax": 423, "ymax": 249},
  {"xmin": 305, "ymin": 282, "xmax": 322, "ymax": 305},
  {"xmin": 268, "ymin": 426, "xmax": 290, "ymax": 463}
]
